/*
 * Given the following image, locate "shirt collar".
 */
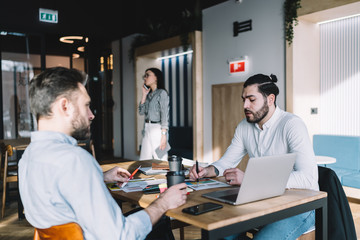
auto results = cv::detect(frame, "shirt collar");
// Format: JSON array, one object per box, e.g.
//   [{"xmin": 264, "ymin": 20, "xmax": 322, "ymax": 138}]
[
  {"xmin": 256, "ymin": 106, "xmax": 282, "ymax": 130},
  {"xmin": 30, "ymin": 131, "xmax": 78, "ymax": 146}
]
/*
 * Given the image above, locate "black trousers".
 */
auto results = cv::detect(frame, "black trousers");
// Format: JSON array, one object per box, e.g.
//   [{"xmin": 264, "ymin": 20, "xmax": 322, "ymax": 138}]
[{"xmin": 124, "ymin": 207, "xmax": 175, "ymax": 240}]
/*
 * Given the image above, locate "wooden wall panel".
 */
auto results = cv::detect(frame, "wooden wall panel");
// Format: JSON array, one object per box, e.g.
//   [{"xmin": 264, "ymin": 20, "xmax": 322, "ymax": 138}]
[{"xmin": 212, "ymin": 82, "xmax": 245, "ymax": 163}]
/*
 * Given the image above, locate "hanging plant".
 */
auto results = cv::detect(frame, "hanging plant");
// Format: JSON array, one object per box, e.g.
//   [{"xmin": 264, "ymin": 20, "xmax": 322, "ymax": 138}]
[{"xmin": 284, "ymin": 0, "xmax": 301, "ymax": 45}]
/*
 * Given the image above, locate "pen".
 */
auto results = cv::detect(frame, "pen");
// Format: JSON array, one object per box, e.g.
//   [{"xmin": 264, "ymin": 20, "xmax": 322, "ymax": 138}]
[
  {"xmin": 122, "ymin": 165, "xmax": 141, "ymax": 188},
  {"xmin": 196, "ymin": 160, "xmax": 199, "ymax": 184}
]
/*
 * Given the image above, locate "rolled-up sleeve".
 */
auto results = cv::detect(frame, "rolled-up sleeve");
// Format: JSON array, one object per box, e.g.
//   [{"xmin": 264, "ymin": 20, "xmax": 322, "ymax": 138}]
[
  {"xmin": 285, "ymin": 118, "xmax": 319, "ymax": 190},
  {"xmin": 139, "ymin": 102, "xmax": 147, "ymax": 116},
  {"xmin": 60, "ymin": 153, "xmax": 152, "ymax": 239},
  {"xmin": 159, "ymin": 90, "xmax": 169, "ymax": 130}
]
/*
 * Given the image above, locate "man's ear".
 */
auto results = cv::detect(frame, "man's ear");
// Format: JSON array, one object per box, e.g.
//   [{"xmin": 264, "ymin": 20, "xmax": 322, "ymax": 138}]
[
  {"xmin": 267, "ymin": 94, "xmax": 275, "ymax": 106},
  {"xmin": 57, "ymin": 97, "xmax": 72, "ymax": 116}
]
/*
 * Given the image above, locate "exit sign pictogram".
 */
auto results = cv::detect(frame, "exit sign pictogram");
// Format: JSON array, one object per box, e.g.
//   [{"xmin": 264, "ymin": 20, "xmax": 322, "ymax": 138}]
[
  {"xmin": 229, "ymin": 60, "xmax": 245, "ymax": 73},
  {"xmin": 39, "ymin": 8, "xmax": 58, "ymax": 23}
]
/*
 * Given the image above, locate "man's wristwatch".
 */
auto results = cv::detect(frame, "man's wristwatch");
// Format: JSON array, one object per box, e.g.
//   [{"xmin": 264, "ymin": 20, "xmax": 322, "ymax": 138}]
[{"xmin": 161, "ymin": 131, "xmax": 167, "ymax": 135}]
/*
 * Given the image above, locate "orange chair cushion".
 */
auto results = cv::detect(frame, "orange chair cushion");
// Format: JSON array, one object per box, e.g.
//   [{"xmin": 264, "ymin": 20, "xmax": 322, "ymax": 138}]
[{"xmin": 34, "ymin": 222, "xmax": 83, "ymax": 240}]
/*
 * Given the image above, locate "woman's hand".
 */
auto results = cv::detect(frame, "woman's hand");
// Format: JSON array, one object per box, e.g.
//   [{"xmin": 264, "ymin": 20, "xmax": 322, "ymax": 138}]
[
  {"xmin": 103, "ymin": 167, "xmax": 131, "ymax": 183},
  {"xmin": 141, "ymin": 85, "xmax": 150, "ymax": 104},
  {"xmin": 159, "ymin": 134, "xmax": 167, "ymax": 150}
]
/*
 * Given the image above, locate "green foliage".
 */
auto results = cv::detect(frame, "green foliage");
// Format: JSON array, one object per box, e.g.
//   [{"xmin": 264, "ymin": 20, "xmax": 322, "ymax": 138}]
[{"xmin": 284, "ymin": 0, "xmax": 301, "ymax": 45}]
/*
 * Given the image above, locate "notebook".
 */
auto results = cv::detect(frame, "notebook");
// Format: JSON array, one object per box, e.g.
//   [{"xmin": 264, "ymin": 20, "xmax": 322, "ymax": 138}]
[{"xmin": 202, "ymin": 153, "xmax": 296, "ymax": 205}]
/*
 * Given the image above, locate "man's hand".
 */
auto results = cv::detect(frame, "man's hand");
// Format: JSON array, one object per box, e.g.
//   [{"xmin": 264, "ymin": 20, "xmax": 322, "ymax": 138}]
[
  {"xmin": 103, "ymin": 167, "xmax": 131, "ymax": 183},
  {"xmin": 189, "ymin": 164, "xmax": 217, "ymax": 181},
  {"xmin": 223, "ymin": 168, "xmax": 244, "ymax": 185},
  {"xmin": 145, "ymin": 183, "xmax": 187, "ymax": 225}
]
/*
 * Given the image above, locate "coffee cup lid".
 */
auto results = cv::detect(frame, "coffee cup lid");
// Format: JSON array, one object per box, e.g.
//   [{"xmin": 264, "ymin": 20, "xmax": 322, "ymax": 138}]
[{"xmin": 168, "ymin": 155, "xmax": 182, "ymax": 161}]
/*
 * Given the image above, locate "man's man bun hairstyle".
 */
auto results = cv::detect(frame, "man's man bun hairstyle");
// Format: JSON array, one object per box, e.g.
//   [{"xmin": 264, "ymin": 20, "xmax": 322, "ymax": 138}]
[{"xmin": 244, "ymin": 73, "xmax": 279, "ymax": 103}]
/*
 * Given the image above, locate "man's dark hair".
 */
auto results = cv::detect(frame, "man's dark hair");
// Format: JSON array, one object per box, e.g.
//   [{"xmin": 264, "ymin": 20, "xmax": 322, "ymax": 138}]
[
  {"xmin": 244, "ymin": 74, "xmax": 279, "ymax": 104},
  {"xmin": 29, "ymin": 67, "xmax": 87, "ymax": 120},
  {"xmin": 146, "ymin": 68, "xmax": 166, "ymax": 91}
]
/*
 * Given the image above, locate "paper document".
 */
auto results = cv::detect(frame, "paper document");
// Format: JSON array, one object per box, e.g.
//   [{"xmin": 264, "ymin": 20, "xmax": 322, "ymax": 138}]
[
  {"xmin": 185, "ymin": 178, "xmax": 229, "ymax": 191},
  {"xmin": 106, "ymin": 178, "xmax": 166, "ymax": 193},
  {"xmin": 155, "ymin": 143, "xmax": 171, "ymax": 159},
  {"xmin": 181, "ymin": 158, "xmax": 209, "ymax": 168},
  {"xmin": 139, "ymin": 166, "xmax": 168, "ymax": 175}
]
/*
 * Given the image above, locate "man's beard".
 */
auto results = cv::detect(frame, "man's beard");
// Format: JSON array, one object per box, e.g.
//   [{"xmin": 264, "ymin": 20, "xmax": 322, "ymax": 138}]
[
  {"xmin": 71, "ymin": 111, "xmax": 91, "ymax": 140},
  {"xmin": 245, "ymin": 100, "xmax": 269, "ymax": 124}
]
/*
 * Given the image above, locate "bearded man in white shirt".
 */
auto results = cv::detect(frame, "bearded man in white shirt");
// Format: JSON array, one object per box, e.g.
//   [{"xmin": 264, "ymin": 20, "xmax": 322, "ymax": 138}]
[{"xmin": 190, "ymin": 73, "xmax": 318, "ymax": 240}]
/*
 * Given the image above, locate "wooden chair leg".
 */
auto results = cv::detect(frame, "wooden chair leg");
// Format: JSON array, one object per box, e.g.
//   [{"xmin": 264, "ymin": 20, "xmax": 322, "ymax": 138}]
[
  {"xmin": 179, "ymin": 227, "xmax": 185, "ymax": 240},
  {"xmin": 171, "ymin": 219, "xmax": 189, "ymax": 240}
]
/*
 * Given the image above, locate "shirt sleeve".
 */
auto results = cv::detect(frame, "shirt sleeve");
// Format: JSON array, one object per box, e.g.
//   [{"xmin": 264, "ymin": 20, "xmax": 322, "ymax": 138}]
[
  {"xmin": 159, "ymin": 90, "xmax": 169, "ymax": 130},
  {"xmin": 211, "ymin": 122, "xmax": 247, "ymax": 175},
  {"xmin": 58, "ymin": 151, "xmax": 152, "ymax": 239},
  {"xmin": 139, "ymin": 101, "xmax": 147, "ymax": 116},
  {"xmin": 285, "ymin": 117, "xmax": 319, "ymax": 190}
]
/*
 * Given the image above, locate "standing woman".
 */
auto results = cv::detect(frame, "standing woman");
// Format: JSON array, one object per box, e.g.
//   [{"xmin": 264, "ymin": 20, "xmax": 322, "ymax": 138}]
[{"xmin": 139, "ymin": 68, "xmax": 170, "ymax": 160}]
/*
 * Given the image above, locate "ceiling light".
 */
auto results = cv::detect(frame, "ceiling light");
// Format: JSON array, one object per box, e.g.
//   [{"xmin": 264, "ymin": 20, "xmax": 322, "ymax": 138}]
[
  {"xmin": 77, "ymin": 46, "xmax": 85, "ymax": 52},
  {"xmin": 72, "ymin": 53, "xmax": 80, "ymax": 59},
  {"xmin": 156, "ymin": 50, "xmax": 193, "ymax": 61},
  {"xmin": 59, "ymin": 36, "xmax": 84, "ymax": 44},
  {"xmin": 318, "ymin": 13, "xmax": 360, "ymax": 25}
]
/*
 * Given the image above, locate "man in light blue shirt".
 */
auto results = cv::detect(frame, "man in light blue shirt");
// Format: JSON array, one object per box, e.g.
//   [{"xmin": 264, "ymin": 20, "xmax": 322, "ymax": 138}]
[{"xmin": 19, "ymin": 67, "xmax": 188, "ymax": 239}]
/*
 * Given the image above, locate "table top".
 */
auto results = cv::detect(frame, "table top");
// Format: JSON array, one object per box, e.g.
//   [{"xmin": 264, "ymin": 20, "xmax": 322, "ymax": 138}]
[
  {"xmin": 101, "ymin": 160, "xmax": 327, "ymax": 231},
  {"xmin": 315, "ymin": 155, "xmax": 336, "ymax": 165},
  {"xmin": 0, "ymin": 138, "xmax": 30, "ymax": 150}
]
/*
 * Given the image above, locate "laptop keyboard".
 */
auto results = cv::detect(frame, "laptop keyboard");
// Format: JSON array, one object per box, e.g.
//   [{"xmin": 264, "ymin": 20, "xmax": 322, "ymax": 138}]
[{"xmin": 220, "ymin": 194, "xmax": 238, "ymax": 202}]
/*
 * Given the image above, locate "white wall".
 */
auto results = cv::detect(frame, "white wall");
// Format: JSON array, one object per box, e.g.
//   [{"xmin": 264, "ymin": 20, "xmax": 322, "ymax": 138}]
[
  {"xmin": 119, "ymin": 34, "xmax": 139, "ymax": 160},
  {"xmin": 292, "ymin": 19, "xmax": 320, "ymax": 140},
  {"xmin": 202, "ymin": 0, "xmax": 286, "ymax": 162}
]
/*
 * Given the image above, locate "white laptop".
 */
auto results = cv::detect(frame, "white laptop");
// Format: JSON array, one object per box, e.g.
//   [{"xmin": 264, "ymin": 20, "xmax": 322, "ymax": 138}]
[{"xmin": 202, "ymin": 153, "xmax": 296, "ymax": 205}]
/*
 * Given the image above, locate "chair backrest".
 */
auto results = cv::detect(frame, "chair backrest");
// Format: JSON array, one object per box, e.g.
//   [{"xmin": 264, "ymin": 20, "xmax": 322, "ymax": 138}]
[
  {"xmin": 34, "ymin": 222, "xmax": 84, "ymax": 240},
  {"xmin": 77, "ymin": 139, "xmax": 96, "ymax": 159},
  {"xmin": 318, "ymin": 166, "xmax": 357, "ymax": 240}
]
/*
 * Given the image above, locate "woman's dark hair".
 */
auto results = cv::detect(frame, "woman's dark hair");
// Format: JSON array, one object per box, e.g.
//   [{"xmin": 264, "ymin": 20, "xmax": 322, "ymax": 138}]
[
  {"xmin": 244, "ymin": 74, "xmax": 279, "ymax": 104},
  {"xmin": 146, "ymin": 68, "xmax": 166, "ymax": 90},
  {"xmin": 29, "ymin": 67, "xmax": 86, "ymax": 120}
]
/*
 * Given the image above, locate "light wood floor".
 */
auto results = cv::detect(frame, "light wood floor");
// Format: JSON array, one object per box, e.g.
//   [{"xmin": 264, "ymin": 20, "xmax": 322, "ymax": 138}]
[{"xmin": 0, "ymin": 192, "xmax": 359, "ymax": 240}]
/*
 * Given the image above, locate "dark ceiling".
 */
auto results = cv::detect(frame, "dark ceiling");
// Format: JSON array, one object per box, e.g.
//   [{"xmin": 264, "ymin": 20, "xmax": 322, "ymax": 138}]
[{"xmin": 0, "ymin": 0, "xmax": 228, "ymax": 55}]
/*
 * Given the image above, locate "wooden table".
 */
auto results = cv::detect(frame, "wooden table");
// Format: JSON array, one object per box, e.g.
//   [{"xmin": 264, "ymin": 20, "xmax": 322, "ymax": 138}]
[{"xmin": 102, "ymin": 160, "xmax": 328, "ymax": 240}]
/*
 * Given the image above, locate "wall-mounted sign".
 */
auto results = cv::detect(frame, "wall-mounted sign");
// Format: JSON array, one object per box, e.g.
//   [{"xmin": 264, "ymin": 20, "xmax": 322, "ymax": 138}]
[
  {"xmin": 229, "ymin": 60, "xmax": 246, "ymax": 74},
  {"xmin": 39, "ymin": 8, "xmax": 58, "ymax": 23}
]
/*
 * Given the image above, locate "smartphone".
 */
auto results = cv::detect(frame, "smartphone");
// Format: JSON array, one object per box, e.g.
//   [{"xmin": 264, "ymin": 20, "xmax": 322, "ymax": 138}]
[
  {"xmin": 143, "ymin": 184, "xmax": 160, "ymax": 194},
  {"xmin": 143, "ymin": 84, "xmax": 149, "ymax": 90},
  {"xmin": 182, "ymin": 202, "xmax": 223, "ymax": 215}
]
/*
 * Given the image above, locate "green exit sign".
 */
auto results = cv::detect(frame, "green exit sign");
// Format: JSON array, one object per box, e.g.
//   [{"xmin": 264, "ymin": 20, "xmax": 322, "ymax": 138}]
[{"xmin": 39, "ymin": 8, "xmax": 58, "ymax": 23}]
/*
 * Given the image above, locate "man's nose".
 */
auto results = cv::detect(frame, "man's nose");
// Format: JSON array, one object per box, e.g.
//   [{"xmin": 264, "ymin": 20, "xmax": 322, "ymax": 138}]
[
  {"xmin": 89, "ymin": 109, "xmax": 95, "ymax": 120},
  {"xmin": 243, "ymin": 100, "xmax": 249, "ymax": 109}
]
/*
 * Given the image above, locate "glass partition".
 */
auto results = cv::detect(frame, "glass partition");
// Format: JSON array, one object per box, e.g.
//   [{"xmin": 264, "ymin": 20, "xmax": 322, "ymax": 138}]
[{"xmin": 1, "ymin": 32, "xmax": 42, "ymax": 139}]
